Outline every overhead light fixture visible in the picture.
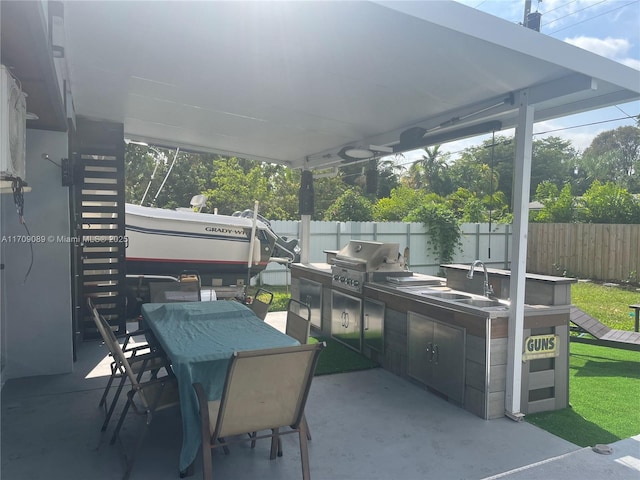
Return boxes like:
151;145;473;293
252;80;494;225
394;120;502;152
369;144;394;154
338;146;375;163
337;144;394;163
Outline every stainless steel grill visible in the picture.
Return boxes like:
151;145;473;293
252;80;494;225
331;240;409;294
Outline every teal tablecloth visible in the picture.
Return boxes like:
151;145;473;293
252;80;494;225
141;301;299;472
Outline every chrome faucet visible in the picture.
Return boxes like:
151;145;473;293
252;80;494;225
467;260;494;298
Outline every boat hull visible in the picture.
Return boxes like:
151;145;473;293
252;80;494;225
125;204;274;284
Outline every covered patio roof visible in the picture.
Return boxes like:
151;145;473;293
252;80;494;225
55;0;639;169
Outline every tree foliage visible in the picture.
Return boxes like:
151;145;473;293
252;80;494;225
401;146;452;196
577;181;640;224
124;122;638;225
577;126;640;193
125;146;218;209
532;182;575;223
323;188;374;222
373;185;426;221
406;202;461;266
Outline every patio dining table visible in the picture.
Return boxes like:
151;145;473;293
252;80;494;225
141;301;299;474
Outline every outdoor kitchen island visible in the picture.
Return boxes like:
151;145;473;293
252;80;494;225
291;246;576;420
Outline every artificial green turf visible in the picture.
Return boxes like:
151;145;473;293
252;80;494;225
526;342;640;447
308;336;379;376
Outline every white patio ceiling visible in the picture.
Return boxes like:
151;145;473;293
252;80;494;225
62;1;640;169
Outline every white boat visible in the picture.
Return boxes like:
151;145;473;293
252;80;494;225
125;203;299;285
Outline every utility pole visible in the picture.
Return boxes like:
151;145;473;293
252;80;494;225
523;0;532;24
523;0;542;32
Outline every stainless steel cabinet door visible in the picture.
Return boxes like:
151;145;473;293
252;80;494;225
363;298;385;353
299;278;322;329
432;321;465;404
407;312;432;384
331;290;362;352
407;311;465;404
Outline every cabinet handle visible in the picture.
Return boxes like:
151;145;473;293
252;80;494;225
433;344;439;365
341;311;346;328
344;312;350;328
364;313;369;330
427;342;433;362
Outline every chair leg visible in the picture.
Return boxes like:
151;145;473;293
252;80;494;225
102;374;127;432
217;438;231;455
111;397;132;445
302;413;312;441
270;428;280;460
299;425;311;480
99;371;117;409
200;438;213;480
122;411;152;480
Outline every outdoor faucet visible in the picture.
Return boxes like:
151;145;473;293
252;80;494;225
467;260;494;298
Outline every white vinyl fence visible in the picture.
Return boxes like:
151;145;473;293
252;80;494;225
258;221;513;286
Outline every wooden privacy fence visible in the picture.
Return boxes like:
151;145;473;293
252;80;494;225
527;223;640;283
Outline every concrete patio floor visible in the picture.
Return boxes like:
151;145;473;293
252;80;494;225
2;312;638;480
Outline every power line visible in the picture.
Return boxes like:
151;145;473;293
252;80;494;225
386;113;638;171
532;115;637;135
542;0;609;27
540;0;580;16
547;0;638;35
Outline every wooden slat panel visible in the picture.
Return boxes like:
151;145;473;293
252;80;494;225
78;205;120;214
529;369;555;390
71;118;126;340
79;251;121;260
80;194;121;203
527;398;557;415
80;170;120;179
79;217;120;225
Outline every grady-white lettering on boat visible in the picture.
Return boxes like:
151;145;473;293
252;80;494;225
125;203;299;286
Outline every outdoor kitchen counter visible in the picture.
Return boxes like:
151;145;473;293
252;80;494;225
364;279;571;319
291;264;572;419
364;273;571;419
441;264;577;306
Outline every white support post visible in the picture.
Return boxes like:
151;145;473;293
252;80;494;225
505;89;534;422
299;169;312;264
300;214;311;264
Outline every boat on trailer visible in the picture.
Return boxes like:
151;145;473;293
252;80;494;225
125;203;299;288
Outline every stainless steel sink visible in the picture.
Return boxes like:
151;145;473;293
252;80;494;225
420;292;471;300
456;298;507;308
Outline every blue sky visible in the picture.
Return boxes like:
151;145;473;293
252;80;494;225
395;0;640;167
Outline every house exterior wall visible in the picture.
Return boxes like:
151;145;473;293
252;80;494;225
0;129;72;381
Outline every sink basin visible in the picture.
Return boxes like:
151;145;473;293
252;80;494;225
456;298;507;308
385;277;443;286
420;292;471;300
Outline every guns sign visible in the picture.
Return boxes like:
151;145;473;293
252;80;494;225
522;334;559;361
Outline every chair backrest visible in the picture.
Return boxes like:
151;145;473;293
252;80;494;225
212;343;324;439
88;297;141;389
250;288;274;320
285;298;311;345
150;280;201;303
